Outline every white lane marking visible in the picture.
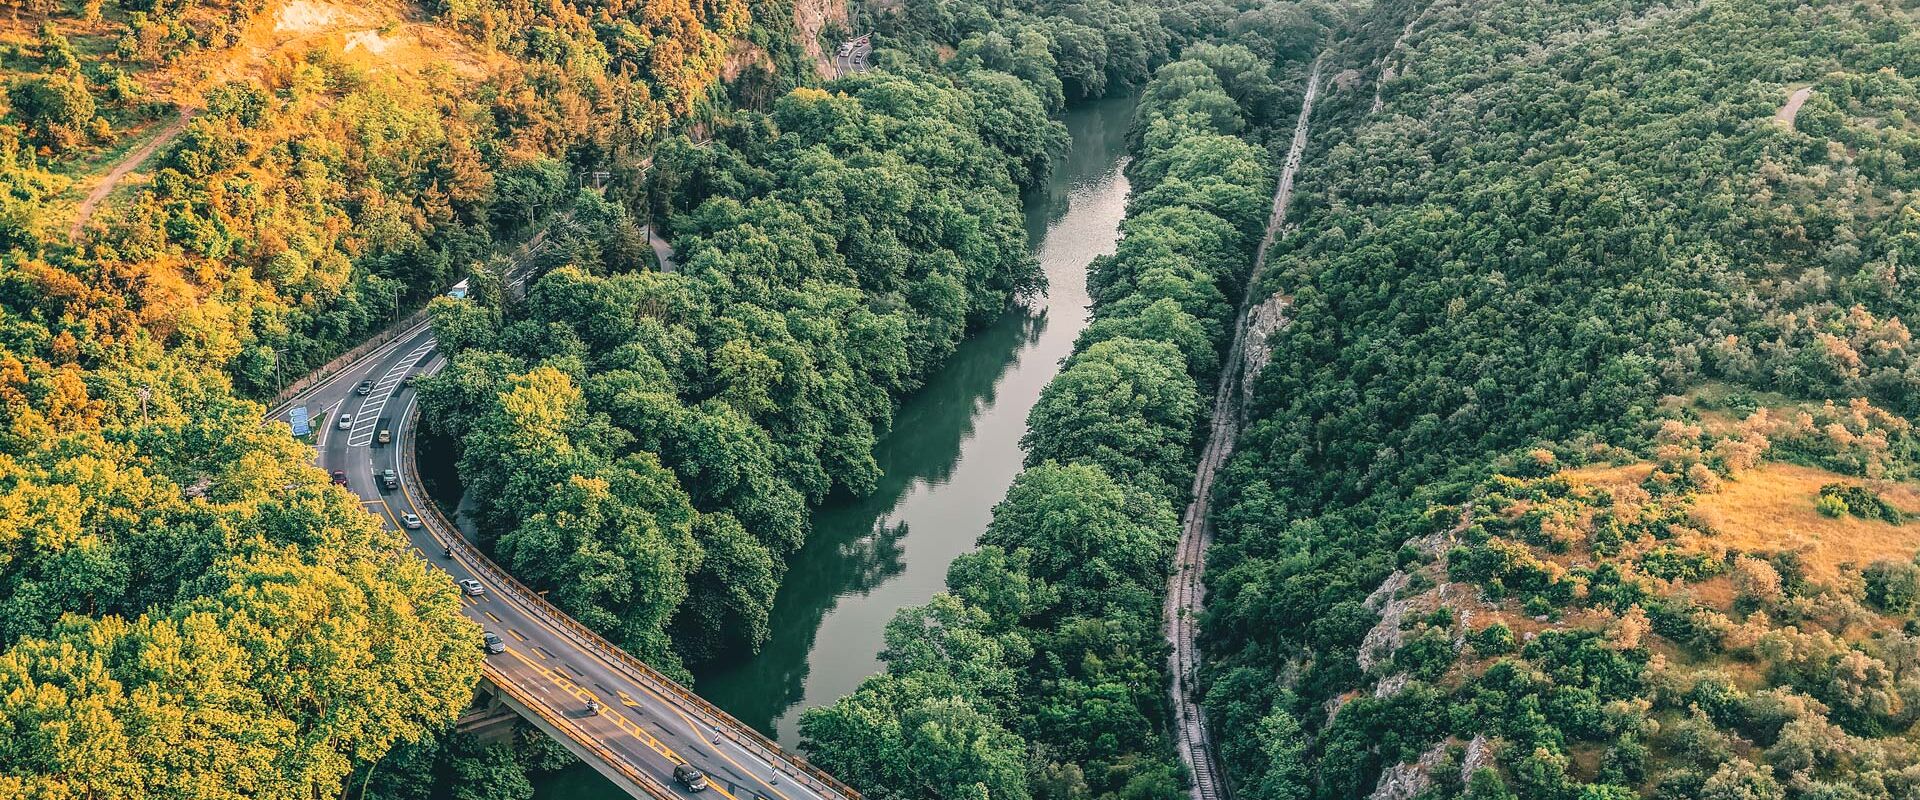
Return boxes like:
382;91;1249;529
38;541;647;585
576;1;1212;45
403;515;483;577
267;319;437;420
346;341;436;447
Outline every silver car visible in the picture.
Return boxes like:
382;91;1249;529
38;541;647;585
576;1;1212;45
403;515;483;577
459;579;485;596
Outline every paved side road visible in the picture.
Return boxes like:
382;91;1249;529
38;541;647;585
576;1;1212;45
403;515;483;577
833;35;872;78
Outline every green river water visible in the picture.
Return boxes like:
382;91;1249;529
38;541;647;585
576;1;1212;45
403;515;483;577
534;93;1137;796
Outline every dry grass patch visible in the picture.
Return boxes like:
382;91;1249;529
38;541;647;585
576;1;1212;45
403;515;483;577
1561;462;1655;491
1691;462;1920;583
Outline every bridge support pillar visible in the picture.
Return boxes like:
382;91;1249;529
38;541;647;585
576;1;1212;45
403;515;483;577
455;682;521;745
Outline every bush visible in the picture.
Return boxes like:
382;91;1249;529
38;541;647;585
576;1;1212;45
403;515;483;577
1863;560;1920;613
1818;484;1904;524
1470;623;1518;655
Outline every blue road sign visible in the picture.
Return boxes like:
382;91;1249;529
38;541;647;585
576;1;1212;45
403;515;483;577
289;406;310;436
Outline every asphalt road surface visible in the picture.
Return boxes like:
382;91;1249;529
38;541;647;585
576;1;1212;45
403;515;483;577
270;310;854;800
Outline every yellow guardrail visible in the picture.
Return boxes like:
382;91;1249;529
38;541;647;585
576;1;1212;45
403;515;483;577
398;397;862;800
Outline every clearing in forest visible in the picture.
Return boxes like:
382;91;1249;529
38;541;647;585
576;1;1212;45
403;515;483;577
1776;85;1813;126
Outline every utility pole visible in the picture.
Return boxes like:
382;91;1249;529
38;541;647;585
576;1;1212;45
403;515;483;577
136;386;150;423
272;348;288;392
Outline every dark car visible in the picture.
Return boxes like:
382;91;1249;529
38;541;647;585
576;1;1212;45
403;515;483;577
481;631;505;654
673;764;709;792
330;470;348;486
380;469;398;490
355;379;374;396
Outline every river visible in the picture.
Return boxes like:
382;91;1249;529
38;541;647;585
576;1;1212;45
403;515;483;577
533;93;1136;797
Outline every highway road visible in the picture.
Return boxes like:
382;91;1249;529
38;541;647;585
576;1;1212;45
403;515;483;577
265;263;857;800
833;34;871;78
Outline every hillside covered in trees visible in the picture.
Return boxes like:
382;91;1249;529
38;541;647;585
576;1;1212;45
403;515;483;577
0;0;778;794
1201;0;1920;797
790;2;1328;798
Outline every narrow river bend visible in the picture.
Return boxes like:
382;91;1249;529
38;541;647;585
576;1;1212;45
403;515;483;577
535;93;1136;796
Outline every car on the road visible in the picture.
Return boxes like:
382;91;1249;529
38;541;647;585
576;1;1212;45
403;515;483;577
673;764;709;792
459;579;485;596
380;469;398;490
401;512;422;529
837;41;853;56
481;631;505;654
376;428;391;446
336;414;352;430
330;470;349;486
355;379;374;395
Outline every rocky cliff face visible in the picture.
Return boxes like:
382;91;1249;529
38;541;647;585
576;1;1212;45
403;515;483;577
792;0;850;78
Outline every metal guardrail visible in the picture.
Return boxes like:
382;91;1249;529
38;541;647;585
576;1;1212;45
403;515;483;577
398;397;862;800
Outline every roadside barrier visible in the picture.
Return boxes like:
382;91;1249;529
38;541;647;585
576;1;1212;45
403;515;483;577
397;399;863;800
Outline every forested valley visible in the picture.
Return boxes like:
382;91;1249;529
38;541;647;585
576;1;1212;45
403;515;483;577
7;0;1920;796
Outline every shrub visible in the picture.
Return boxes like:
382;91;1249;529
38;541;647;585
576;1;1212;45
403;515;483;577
1470;623;1518;655
1863;560;1920;613
1817;484;1904;524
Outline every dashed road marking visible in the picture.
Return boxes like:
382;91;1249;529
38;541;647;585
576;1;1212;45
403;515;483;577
346;341;435;447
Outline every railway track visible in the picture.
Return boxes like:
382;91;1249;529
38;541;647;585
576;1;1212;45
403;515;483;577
1165;51;1327;800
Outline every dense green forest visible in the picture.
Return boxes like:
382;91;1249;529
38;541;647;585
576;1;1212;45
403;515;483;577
0;0;772;794
11;0;1920;796
791;9;1327;799
1201;0;1920;797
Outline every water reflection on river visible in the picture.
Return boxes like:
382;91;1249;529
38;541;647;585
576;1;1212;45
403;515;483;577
534;94;1135;796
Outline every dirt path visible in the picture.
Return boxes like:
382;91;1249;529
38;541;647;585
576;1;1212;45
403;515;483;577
1777;86;1812;127
68;108;194;239
1165;50;1327;800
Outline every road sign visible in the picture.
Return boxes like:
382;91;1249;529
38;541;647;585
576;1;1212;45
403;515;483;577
288;406;310;436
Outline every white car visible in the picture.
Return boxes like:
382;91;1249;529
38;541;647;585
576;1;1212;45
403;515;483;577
337;415;352;430
459;579;485;596
401;512;422;529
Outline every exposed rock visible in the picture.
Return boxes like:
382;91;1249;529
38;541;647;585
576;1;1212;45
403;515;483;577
1460;734;1495;782
1357;530;1446;673
1375;673;1409;699
1357;570;1413;674
1369;741;1448;800
182;476;213;500
791;0;851;78
1324;694;1349;727
1333;68;1365;91
1240;294;1290;405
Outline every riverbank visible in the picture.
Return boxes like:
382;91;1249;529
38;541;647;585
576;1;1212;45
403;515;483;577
531;93;1138;797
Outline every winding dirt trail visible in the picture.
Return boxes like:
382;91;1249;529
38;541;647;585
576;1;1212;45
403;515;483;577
1777;86;1812;127
68;108;194;239
1166;50;1327;800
